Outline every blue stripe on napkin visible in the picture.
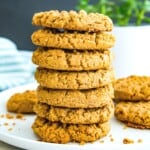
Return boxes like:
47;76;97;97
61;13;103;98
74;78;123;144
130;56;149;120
0;37;36;91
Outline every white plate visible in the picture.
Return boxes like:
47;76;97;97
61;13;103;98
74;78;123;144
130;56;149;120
0;83;149;150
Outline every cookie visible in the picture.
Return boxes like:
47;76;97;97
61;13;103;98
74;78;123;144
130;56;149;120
114;75;150;101
35;68;115;89
31;29;115;50
115;101;150;129
7;90;37;113
32;47;113;71
33;101;114;124
37;85;114;108
32;117;110;143
32;10;113;32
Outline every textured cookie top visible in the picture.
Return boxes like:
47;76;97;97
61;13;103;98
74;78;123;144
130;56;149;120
32;10;113;32
114;75;150;101
32;117;110;143
34;100;114;124
31;29;115;50
32;47;113;71
115;101;150;129
37;84;114;108
7;90;37;113
35;68;115;89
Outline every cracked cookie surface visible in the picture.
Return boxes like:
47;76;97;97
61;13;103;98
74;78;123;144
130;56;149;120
32;10;113;32
31;29;115;50
115;101;150;129
33;101;114;124
32;47;113;71
114;75;150;101
37;85;114;108
32;117;110;143
35;68;115;89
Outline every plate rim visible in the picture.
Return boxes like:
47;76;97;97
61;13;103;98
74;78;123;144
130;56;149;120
0;83;149;150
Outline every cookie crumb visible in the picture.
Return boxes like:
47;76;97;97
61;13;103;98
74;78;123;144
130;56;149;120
108;134;114;142
137;139;143;143
0;114;4;118
109;134;112;137
6;113;14;119
110;137;114;142
99;140;104;143
123;125;128;130
123;138;134;144
8;128;13;131
12;122;16;126
16;113;24;120
80;141;85;145
4;122;9;126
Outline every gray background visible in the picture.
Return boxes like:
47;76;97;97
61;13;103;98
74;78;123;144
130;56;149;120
0;0;78;50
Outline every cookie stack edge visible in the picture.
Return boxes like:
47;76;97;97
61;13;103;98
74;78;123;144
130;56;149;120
31;10;115;144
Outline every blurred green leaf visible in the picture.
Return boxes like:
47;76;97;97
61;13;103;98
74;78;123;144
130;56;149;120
144;0;150;11
76;0;150;26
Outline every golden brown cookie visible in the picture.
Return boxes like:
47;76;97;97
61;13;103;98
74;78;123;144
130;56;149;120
33;101;114;124
114;75;150;101
35;68;115;89
32;117;110;143
115;101;150;129
31;29;115;50
7;90;37;113
37;85;114;108
32;47;113;71
32;10;113;32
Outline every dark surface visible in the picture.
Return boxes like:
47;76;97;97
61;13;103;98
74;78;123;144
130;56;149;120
0;141;21;150
0;0;78;50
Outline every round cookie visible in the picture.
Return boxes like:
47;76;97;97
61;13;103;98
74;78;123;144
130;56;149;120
31;29;115;50
37;85;114;108
35;68;115;89
7;90;37;114
32;117;110;143
33;101;114;124
32;47;113;71
32;10;113;32
114;75;150;101
115;101;150;129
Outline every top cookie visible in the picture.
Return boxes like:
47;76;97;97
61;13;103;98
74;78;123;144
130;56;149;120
114;75;150;101
32;10;113;32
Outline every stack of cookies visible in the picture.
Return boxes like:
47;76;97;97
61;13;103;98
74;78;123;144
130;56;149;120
114;75;150;129
31;10;115;144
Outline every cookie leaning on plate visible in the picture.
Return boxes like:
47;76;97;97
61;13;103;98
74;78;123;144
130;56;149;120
32;10;113;32
114;75;150;101
32;47;113;71
37;85;114;108
32;117;110;144
7;90;37;113
35;68;115;89
33;101;114;124
115;101;150;129
31;29;115;50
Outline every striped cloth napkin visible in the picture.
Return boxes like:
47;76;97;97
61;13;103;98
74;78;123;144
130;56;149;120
0;37;36;91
